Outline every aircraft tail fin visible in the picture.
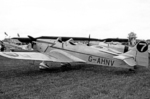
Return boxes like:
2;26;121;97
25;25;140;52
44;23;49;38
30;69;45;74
114;41;149;68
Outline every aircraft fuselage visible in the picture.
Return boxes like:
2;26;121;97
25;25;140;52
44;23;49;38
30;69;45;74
35;41;132;69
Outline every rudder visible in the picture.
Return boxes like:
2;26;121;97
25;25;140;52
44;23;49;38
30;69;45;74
125;41;149;68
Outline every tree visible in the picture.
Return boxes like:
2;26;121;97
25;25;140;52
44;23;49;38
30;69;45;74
128;32;137;46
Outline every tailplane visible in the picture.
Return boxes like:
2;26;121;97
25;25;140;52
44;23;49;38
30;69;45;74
114;41;149;68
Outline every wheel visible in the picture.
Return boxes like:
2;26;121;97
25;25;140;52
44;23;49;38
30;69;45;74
39;62;49;70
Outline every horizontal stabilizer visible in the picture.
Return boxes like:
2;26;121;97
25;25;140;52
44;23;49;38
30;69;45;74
114;55;136;66
114;41;149;67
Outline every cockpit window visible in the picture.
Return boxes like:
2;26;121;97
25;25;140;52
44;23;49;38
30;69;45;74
58;39;62;43
67;38;76;45
56;37;62;43
69;41;76;45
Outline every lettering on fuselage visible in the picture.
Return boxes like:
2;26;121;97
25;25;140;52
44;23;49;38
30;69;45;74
88;56;114;66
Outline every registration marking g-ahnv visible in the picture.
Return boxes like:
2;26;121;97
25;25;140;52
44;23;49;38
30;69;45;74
88;55;114;66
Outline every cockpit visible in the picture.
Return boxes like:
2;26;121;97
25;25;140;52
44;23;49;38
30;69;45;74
67;38;76;45
56;37;62;43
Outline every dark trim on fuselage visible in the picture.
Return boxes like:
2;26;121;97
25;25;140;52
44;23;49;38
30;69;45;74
46;44;118;60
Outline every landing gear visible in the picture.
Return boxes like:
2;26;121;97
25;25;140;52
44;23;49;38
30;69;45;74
128;66;137;72
39;61;49;70
61;63;71;71
39;62;72;71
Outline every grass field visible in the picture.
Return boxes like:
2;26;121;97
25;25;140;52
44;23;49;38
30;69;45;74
1;56;150;99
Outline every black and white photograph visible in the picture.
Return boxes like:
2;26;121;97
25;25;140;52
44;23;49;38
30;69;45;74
0;0;150;99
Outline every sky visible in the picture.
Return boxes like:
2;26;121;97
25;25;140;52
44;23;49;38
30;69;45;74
0;0;150;40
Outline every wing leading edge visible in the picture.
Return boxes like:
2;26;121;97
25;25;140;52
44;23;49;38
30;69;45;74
0;52;56;61
0;51;86;63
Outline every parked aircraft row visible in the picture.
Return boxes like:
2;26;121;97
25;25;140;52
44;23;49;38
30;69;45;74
0;40;33;52
0;36;148;72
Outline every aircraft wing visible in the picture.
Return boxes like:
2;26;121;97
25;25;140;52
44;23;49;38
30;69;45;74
0;52;56;61
0;50;86;63
49;49;86;63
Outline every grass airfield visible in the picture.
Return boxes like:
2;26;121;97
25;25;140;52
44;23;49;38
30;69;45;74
1;56;150;99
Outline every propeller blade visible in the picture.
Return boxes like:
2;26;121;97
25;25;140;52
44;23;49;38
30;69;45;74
87;34;90;46
28;35;37;41
28;35;54;44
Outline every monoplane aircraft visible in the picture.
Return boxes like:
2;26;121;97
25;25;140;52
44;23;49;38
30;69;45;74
91;41;132;54
0;40;33;52
0;36;148;71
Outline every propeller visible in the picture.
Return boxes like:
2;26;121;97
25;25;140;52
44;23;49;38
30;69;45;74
28;35;37;48
87;34;90;46
28;35;55;45
28;35;37;41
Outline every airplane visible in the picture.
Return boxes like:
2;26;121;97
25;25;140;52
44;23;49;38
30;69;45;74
107;41;122;45
0;40;33;52
2;32;33;52
0;36;148;71
91;41;133;54
26;35;130;54
12;34;102;47
33;35;132;54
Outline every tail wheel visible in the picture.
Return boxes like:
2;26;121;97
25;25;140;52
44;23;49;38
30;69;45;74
128;66;137;72
133;65;138;69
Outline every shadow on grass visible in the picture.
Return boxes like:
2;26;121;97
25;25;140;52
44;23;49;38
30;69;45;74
113;66;150;76
0;64;85;79
113;69;137;76
78;64;142;77
1;60;149;79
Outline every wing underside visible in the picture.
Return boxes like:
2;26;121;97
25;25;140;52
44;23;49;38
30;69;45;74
0;52;55;61
0;51;86;63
